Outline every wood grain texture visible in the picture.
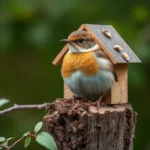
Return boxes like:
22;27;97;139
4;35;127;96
85;24;141;64
105;64;128;104
44;99;137;150
63;64;128;104
53;24;136;104
52;25;86;65
52;24;141;65
111;64;128;104
64;83;73;98
52;44;69;65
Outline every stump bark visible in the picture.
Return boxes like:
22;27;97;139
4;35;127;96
43;98;137;150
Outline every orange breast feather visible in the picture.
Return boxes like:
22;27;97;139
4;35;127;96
62;52;99;78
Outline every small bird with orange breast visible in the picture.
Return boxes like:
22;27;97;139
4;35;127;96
61;30;117;106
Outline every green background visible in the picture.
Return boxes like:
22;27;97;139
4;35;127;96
0;0;149;149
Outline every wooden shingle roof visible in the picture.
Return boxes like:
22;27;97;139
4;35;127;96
53;24;141;65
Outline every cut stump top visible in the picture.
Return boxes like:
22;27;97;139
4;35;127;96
44;98;137;150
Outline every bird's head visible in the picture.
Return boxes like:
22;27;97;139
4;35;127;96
60;30;100;53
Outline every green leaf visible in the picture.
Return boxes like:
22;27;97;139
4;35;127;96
0;99;9;107
0;143;6;149
23;131;30;137
6;137;15;141
34;122;43;133
36;132;57;150
24;137;31;148
0;137;5;143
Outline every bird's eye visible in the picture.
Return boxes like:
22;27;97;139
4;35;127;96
78;38;84;43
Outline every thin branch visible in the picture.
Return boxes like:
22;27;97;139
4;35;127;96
0;145;7;150
9;136;25;149
0;103;48;117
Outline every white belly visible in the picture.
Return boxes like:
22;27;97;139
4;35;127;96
63;70;115;101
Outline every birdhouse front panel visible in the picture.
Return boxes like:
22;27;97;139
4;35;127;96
106;64;128;104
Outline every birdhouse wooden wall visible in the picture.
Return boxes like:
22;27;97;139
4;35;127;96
63;64;128;104
105;64;128;104
53;24;141;105
64;83;73;99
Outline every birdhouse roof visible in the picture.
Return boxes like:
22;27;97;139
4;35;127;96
52;24;141;65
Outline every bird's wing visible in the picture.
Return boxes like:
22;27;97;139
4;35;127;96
95;50;118;81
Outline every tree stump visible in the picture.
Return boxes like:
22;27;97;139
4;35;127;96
43;98;137;150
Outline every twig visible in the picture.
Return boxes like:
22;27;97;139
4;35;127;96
0;136;26;150
9;136;25;149
0;145;7;150
0;103;48;117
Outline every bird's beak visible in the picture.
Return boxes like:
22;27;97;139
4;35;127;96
60;39;71;43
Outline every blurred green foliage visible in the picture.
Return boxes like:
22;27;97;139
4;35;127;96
0;0;149;149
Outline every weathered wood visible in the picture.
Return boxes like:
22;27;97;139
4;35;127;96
52;44;69;65
63;64;128;104
64;83;73;98
111;64;128;104
52;24;141;105
52;24;141;65
85;24;141;64
52;25;85;65
44;99;137;150
105;64;128;104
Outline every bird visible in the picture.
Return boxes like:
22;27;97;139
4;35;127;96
60;30;117;106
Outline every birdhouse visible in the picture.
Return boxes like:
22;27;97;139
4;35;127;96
52;24;141;104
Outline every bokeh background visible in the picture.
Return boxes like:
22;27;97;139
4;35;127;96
0;0;149;149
